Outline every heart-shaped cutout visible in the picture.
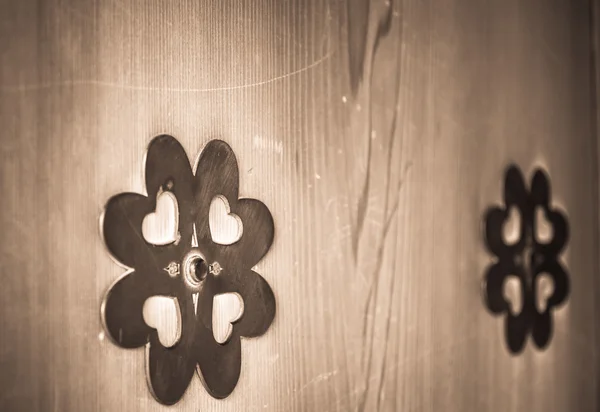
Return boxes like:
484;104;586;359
143;296;181;348
212;293;244;344
502;206;521;245
535;273;554;313
142;191;179;245
503;275;523;316
209;195;243;245
535;207;553;243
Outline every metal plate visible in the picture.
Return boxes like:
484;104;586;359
483;165;570;354
101;135;276;405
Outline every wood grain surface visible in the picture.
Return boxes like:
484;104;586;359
0;0;598;411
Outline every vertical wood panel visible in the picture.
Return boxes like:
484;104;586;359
590;0;600;405
0;1;597;411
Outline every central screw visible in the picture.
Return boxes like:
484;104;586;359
183;250;208;289
192;257;208;282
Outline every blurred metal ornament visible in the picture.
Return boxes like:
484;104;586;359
482;164;569;354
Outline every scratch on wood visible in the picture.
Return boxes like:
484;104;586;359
295;370;339;394
0;51;334;94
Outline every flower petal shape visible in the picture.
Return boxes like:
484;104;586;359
103;193;154;268
198;269;276;339
530;169;569;255
146;332;197;405
145;135;194;219
530;169;550;205
485;207;519;261
530;309;552;350
503;165;528;210
193;140;274;270
196;333;242;399
214;199;275;271
536;259;569;310
145;135;196;250
103;270;171;348
193;140;240;258
537;210;568;255
505;308;530;354
145;288;199;404
483;262;513;314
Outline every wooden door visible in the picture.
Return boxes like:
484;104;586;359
1;0;598;411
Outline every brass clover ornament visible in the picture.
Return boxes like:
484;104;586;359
483;165;569;354
101;136;276;405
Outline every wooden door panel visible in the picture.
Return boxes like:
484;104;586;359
0;1;597;411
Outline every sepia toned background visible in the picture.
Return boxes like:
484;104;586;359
1;0;599;411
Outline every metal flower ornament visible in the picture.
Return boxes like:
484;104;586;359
100;136;276;405
483;165;569;354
